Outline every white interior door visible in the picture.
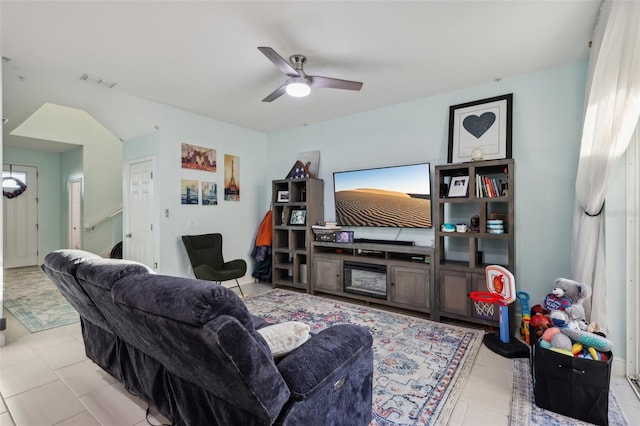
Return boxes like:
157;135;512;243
125;158;155;269
3;164;39;268
68;178;82;249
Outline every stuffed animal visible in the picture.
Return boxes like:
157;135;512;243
539;327;573;356
548;309;572;328
543;286;572;312
561;327;613;352
547;278;591;330
545;279;614;352
529;312;552;342
530;304;548;316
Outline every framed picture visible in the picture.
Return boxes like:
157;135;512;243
289;209;307;225
447;176;470;198
181;143;216;172
335;231;354;243
277;190;289;202
448;93;513;163
201;181;217;205
181;179;199;205
224;154;240;201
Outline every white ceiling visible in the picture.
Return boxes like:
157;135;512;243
2;1;601;151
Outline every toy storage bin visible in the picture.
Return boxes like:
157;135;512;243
531;341;613;425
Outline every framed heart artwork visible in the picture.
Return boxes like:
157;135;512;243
447;93;513;163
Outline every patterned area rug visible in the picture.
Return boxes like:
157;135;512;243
510;358;629;425
243;289;484;425
3;266;79;333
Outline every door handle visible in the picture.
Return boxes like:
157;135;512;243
125;233;133;238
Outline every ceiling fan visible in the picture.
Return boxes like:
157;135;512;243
258;46;363;102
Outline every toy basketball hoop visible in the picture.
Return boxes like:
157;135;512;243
470;291;503;319
475;265;529;359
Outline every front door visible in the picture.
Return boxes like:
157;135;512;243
3;164;39;267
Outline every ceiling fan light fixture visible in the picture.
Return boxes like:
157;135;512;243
258;47;362;102
285;77;311;97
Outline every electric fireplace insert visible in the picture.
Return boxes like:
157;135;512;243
343;261;387;299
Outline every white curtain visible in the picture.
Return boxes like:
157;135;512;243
571;0;640;325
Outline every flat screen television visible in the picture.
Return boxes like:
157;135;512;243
333;163;432;228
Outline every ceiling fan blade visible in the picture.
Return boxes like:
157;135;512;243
262;84;288;102
309;76;363;91
258;47;299;77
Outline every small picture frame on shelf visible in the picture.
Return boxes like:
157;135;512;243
277;190;289;202
335;231;354;243
289;209;307;225
447;176;470;197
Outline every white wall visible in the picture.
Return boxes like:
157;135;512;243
121;99;268;277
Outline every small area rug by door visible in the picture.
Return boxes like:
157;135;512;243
3;266;79;333
510;358;629;425
243;288;483;426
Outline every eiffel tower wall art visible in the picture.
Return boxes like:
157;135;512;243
224;154;240;201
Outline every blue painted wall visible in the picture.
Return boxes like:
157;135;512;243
120;100;269;277
267;60;593;339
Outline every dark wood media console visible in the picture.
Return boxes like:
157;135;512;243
310;241;434;314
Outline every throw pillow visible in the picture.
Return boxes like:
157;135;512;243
257;321;311;358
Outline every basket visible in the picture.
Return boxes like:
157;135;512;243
470;291;502;319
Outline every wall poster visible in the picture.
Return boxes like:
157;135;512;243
201;181;217;205
181;143;216;172
181;179;199;205
224;154;240;201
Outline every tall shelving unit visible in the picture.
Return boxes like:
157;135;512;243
433;159;515;330
271;178;324;291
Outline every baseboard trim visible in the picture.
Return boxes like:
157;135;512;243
613;357;626;377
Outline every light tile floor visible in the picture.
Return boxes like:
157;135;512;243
1;281;639;426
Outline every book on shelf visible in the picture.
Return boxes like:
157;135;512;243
475;174;506;198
